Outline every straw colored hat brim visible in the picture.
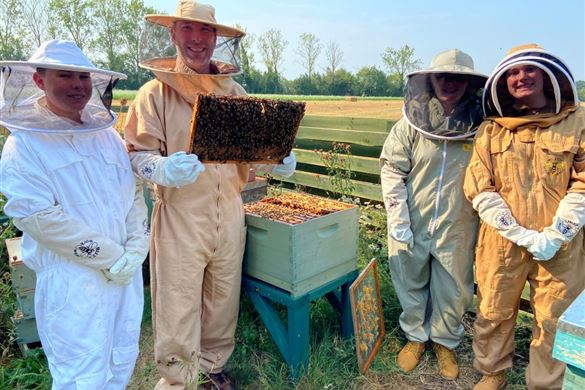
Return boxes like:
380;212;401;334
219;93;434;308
146;14;244;38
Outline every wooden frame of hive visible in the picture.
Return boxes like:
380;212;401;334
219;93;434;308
188;94;306;163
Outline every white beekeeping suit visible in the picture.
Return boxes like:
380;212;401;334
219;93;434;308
0;40;149;389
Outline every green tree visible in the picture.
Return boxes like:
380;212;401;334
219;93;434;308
296;32;321;80
119;0;158;89
324;40;343;76
381;44;422;94
323;68;354;96
0;0;26;60
91;0;128;71
48;0;93;50
354;66;389;96
257;28;287;75
21;0;53;49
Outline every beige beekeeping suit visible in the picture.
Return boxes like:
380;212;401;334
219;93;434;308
125;53;249;388
464;44;585;390
380;49;487;350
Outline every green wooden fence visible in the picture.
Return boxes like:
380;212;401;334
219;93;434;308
281;115;395;202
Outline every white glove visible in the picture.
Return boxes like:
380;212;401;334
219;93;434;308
472;192;539;247
271;151;296;178
527;233;561;261
131;151;204;188
390;225;414;249
163;152;204;187
527;192;585;261
102;251;147;285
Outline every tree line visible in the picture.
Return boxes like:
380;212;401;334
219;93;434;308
2;0;584;98
0;0;424;95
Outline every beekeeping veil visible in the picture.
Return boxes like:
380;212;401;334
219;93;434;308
403;49;487;140
483;44;578;118
140;0;244;77
0;39;126;133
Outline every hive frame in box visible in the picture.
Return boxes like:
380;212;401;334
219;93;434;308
187;94;305;163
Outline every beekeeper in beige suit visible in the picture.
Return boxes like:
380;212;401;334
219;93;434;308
380;49;487;380
464;44;585;390
124;1;295;389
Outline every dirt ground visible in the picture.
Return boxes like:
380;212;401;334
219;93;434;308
303;100;404;120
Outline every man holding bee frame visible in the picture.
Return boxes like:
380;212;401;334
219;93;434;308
124;1;296;389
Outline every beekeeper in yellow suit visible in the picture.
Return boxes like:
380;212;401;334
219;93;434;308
464;44;585;390
124;1;295;389
380;49;487;380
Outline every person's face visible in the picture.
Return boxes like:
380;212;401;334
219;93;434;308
506;65;545;104
171;21;217;74
430;73;469;108
32;69;92;123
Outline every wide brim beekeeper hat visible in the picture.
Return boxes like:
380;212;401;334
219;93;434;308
140;0;245;75
403;49;488;140
0;39;127;133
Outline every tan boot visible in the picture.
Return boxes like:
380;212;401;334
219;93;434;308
473;372;507;390
432;343;459;380
396;341;426;372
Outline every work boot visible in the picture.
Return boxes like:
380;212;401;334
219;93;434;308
432;343;458;379
396;340;426;372
473;372;507;390
201;371;237;390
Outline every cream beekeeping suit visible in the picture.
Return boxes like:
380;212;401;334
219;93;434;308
0;39;149;389
124;2;295;388
464;44;585;390
380;49;487;352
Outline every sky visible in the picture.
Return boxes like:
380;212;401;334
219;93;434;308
143;0;585;81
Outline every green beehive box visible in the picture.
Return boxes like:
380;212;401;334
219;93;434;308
553;291;585;370
243;201;359;297
6;237;37;293
12;313;39;344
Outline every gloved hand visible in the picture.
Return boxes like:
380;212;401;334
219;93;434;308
526;232;562;261
102;251;147;285
272;151;296;178
473;191;540;246
163;151;205;187
390;226;414;249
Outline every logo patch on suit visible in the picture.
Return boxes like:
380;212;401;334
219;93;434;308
74;240;101;258
545;159;565;176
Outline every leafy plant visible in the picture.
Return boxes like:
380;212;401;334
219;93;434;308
318;142;355;199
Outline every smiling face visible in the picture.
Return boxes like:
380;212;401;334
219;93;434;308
430;73;469;114
32;68;92;123
171;20;217;74
505;64;546;108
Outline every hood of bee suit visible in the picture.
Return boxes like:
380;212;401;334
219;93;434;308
139;0;244;78
483;43;579;118
403;48;488;141
0;39;126;133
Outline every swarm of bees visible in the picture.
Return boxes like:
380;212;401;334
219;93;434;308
188;94;306;163
244;193;354;224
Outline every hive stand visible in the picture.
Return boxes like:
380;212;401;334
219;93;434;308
242;269;358;380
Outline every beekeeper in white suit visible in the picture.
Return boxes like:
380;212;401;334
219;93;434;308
0;39;149;389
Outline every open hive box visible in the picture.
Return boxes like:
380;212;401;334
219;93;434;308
243;193;359;297
188;95;305;163
5;237;40;353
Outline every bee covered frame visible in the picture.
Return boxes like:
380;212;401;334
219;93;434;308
188;94;305;163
